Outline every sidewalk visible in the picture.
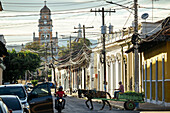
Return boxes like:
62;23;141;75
67;93;170;111
109;100;170;111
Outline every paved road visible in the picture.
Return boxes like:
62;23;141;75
54;96;140;113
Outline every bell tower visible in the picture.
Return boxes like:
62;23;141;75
38;1;53;45
33;1;58;46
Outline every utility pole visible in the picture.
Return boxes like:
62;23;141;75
74;25;94;44
45;43;48;82
106;0;139;92
74;24;93;89
50;41;57;94
69;36;72;95
134;0;139;92
91;7;115;92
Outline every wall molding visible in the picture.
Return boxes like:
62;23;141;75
143;79;170;82
146;99;170;106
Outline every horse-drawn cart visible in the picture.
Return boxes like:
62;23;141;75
93;92;145;110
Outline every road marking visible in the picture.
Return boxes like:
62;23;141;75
140;111;170;113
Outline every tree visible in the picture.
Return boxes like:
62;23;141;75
3;49;41;83
24;41;52;59
58;38;92;57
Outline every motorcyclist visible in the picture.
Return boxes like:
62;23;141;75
56;86;66;109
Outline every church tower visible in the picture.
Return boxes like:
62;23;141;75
33;1;58;46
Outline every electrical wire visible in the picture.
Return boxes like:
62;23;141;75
139;17;170;42
2;0;105;5
122;12;132;29
3;3;111;12
139;6;170;10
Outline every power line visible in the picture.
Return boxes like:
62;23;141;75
3;3;111;13
2;0;104;5
139;6;170;10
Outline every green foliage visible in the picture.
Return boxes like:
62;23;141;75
25;41;41;51
3;49;41;83
48;75;52;77
31;80;38;87
24;41;51;59
124;91;144;96
58;38;92;57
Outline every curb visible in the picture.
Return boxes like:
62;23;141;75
66;94;170;111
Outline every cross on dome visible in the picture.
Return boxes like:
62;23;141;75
44;1;46;6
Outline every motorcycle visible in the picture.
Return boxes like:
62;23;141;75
55;96;66;113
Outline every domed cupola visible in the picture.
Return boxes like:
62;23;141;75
40;1;51;15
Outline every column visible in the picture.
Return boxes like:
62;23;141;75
112;61;116;95
127;53;130;91
162;55;165;104
155;57;158;102
145;61;147;102
106;62;109;92
150;60;152;102
100;64;104;91
115;59;119;88
110;61;114;96
82;67;84;89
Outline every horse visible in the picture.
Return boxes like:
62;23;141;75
78;89;112;110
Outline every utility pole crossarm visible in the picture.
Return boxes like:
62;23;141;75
90;9;116;13
74;25;94;44
74;26;94;29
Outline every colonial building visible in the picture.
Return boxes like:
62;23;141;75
93;26;136;96
33;1;58;47
139;16;170;106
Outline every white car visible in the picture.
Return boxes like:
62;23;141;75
0;95;23;113
0;98;10;113
0;84;30;113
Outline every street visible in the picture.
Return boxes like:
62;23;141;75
54;96;140;113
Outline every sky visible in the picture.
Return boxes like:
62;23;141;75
0;0;169;45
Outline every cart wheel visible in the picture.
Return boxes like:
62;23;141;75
124;101;135;110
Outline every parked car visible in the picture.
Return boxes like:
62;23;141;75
26;83;33;89
28;82;53;113
0;95;23;113
0;98;11;113
0;84;30;113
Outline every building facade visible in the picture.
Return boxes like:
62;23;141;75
93;27;139;96
139;17;170;106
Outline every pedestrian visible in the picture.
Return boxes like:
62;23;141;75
113;81;124;99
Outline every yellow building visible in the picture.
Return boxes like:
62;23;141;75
138;17;170;106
